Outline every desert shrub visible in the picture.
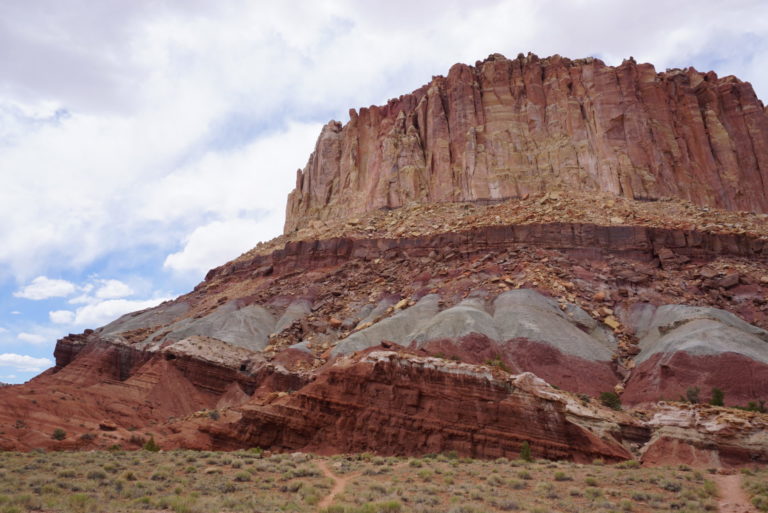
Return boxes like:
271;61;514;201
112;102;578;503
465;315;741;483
319;507;346;513
753;495;768;511
494;500;520;511
585;476;599;486
487;474;504;486
443;450;459;460
684;386;700;404
86;470;106;480
701;480;717;498
417;469;433;481
616;459;640;469
143;437;160;452
51;428;66;441
536;482;558;499
709;388;725;406
233;471;251;482
741;401;768;413
585;487;602;499
553;471;572;481
661;480;682;492
485;355;509;372
517;470;531;480
519;441;532;462
599;392;622;410
67;493;94;513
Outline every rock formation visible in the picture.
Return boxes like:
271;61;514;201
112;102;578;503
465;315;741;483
2;54;768;467
285;53;768;232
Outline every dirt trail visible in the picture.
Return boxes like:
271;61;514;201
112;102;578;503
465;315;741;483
716;474;757;513
316;460;358;510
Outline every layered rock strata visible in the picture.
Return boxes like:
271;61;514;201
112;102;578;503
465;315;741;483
286;53;768;232
206;351;643;462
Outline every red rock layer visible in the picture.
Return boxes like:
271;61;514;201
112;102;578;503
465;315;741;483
414;335;619;397
285;53;768;232
623;352;768;406
0;339;308;451
205;352;641;462
209;222;767;283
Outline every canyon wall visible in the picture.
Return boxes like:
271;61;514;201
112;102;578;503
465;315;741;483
285;53;768;232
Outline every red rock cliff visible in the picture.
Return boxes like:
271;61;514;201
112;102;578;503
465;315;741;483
285;53;768;232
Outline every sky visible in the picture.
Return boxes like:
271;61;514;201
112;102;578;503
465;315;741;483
1;0;767;384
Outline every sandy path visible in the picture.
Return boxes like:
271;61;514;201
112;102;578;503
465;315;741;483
716;474;757;513
316;460;358;510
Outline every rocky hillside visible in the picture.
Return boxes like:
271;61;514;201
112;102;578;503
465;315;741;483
285;53;768;232
1;54;768;467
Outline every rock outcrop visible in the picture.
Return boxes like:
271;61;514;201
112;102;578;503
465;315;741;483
622;304;768;405
2;53;768;467
285;53;768;232
206;350;644;462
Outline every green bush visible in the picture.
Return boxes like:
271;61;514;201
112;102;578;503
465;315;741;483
51;428;66;441
143;437;160;452
753;495;768;512
519;441;532;462
234;472;251;482
709;388;724;406
485;355;509;372
685;387;701;404
599;392;622;411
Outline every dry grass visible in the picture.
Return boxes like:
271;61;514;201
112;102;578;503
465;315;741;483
0;449;329;513
743;467;768;511
320;455;718;513
0;450;722;513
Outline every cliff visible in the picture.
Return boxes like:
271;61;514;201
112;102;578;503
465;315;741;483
2;53;768;467
285;53;768;232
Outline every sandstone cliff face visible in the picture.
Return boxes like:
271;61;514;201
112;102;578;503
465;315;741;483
285;53;768;232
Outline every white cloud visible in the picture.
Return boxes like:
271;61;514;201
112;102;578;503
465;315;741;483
0;1;765;286
13;276;76;300
49;310;75;324
164;217;280;275
0;353;53;372
0;1;766;355
94;279;134;299
0;327;7;333
17;332;48;344
69;297;171;327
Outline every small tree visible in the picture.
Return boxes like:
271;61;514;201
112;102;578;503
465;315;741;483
709;388;724;406
685;387;701;404
599;391;622;411
143;437;160;452
520;441;532;462
51;428;66;441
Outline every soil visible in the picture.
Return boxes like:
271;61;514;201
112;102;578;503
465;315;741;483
716;474;758;513
316;459;359;509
